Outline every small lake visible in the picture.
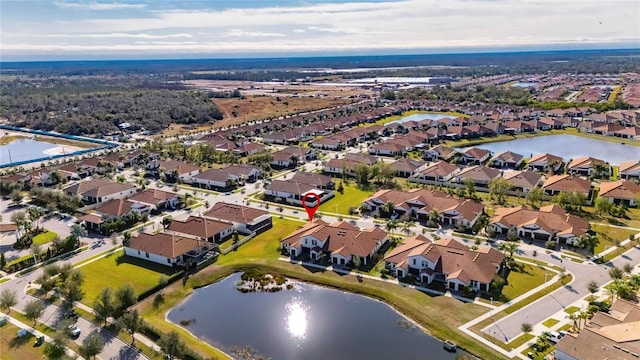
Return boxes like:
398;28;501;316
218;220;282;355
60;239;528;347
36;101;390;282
386;112;457;125
510;82;537;88
459;134;640;165
168;273;470;360
0;138;60;166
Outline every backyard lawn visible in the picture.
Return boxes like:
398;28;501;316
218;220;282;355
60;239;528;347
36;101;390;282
79;250;177;306
318;183;373;215
217;217;304;265
32;231;57;246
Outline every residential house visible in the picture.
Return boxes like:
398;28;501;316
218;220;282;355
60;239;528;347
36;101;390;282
619;160;640;179
147;159;201;183
361;188;485;227
289;172;334;189
270;147;316;168
490;204;589;244
542;175;593;200
191;169;237;190
64;178;137;204
127;189;179;212
166;216;234;243
599;180;640;207
454;166;502;188
203;202;272;233
384;236;504;292
280;219;388;266
423;145;456;161
323;153;378;176
555;298;640;360
409;161;460;183
502;170;542;194
613;126;640;140
567;157;610;177
82;198;151;231
389;158;427;178
528;153;564;172
491;151;524;169
460;147;491;165
264;178;334;207
124;232;215;267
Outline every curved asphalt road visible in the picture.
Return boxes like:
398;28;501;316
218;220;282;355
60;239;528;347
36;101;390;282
482;245;640;342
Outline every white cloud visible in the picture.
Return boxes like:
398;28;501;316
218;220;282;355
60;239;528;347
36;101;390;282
225;29;287;38
53;1;146;10
2;0;639;58
45;33;192;39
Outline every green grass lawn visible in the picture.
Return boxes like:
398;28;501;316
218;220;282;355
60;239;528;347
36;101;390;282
217;217;304;265
542;318;559;328
485;263;547;304
564;306;580;314
592;224;638;254
79;250;177;306
318;183;373;215
0;321;76;360
507;333;535;350
32;231;58;246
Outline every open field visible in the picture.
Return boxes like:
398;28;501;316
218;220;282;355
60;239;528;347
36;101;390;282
318;183;373;215
161;90;358;136
592;224;638;254
79;250;177;306
0;322;48;360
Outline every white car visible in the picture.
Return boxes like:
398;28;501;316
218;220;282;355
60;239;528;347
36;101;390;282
67;325;81;338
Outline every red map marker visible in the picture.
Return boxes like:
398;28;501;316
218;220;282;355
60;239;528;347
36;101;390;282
301;193;321;222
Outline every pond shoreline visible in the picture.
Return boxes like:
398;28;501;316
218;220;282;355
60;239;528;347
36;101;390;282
158;266;484;360
167;271;470;360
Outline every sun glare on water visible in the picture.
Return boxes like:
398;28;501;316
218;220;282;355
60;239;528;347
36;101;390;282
285;300;308;340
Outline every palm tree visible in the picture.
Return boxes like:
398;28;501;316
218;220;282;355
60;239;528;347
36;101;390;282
401;220;415;236
498;241;520;258
381;201;395;217
70;224;87;242
27;207;43;231
566;313;580;331
385;219;399;236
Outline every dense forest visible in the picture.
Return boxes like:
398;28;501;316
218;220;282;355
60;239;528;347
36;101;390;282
0;78;223;135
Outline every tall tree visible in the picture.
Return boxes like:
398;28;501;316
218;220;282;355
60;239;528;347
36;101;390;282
489;177;513;204
464;178;476;199
521;323;532;336
114;284;137;318
118;309;142;344
0;289;17;313
160;330;184;360
93;288;114;326
24;299;46;326
78;331;105;360
527;186;544;207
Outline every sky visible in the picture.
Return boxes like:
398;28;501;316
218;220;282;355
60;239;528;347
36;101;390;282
1;0;639;61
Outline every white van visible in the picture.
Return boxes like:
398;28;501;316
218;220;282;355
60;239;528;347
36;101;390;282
547;331;564;343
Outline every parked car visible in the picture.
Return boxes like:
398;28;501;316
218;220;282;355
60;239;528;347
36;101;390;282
67;325;81;339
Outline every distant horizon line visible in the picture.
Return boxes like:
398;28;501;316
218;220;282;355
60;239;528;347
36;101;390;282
2;44;639;63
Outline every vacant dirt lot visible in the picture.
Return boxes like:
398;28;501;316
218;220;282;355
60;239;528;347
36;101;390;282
162;80;372;135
